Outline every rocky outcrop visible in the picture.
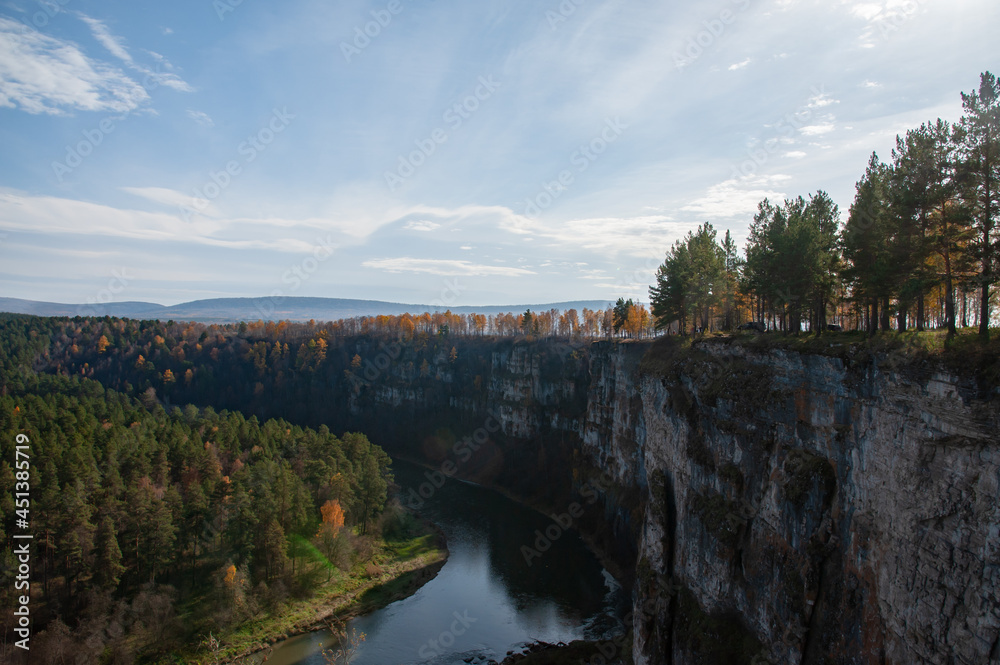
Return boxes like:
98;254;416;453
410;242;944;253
316;334;1000;664
630;340;1000;665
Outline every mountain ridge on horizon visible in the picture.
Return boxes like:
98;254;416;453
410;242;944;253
0;296;618;323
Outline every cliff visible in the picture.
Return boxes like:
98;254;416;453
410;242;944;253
630;338;1000;665
240;333;1000;664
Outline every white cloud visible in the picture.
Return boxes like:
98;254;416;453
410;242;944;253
784;150;807;159
403;220;440;232
79;14;193;93
121;186;223;216
800;123;836;136
861;79;882;88
535;215;689;258
0;18;148;114
681;176;788;219
186;109;214;127
806;88;839;109
0;190;336;253
78;14;133;65
361;258;535;277
728;58;752;71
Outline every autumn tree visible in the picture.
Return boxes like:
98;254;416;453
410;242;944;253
957;71;1000;338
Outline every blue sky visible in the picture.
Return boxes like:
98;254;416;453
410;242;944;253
0;0;997;307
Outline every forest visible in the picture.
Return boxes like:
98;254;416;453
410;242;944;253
1;68;995;665
651;72;999;337
0;316;406;663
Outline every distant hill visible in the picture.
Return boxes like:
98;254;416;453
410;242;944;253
0;296;615;323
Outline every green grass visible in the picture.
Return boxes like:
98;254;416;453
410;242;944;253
640;328;1000;391
157;522;447;665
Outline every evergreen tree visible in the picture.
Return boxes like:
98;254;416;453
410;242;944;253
890;124;942;330
841;153;896;334
957;72;1000;338
649;223;726;333
357;453;388;535
94;515;125;591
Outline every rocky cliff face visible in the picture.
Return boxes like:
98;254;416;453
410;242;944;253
330;334;1000;665
629;340;1000;665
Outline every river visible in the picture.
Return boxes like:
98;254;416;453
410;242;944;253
266;460;628;664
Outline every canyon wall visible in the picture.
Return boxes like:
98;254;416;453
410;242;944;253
322;334;1000;664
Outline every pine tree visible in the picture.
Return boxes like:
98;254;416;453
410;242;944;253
922;120;972;336
957;72;1000;338
842;153;896;335
94;515;125;591
357;454;387;535
890;124;942;330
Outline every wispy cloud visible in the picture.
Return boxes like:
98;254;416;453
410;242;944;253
681;176;789;219
403;220;440;232
532;215;689;258
78;14;193;93
0;18;148;114
362;258;536;277
186;109;214;127
800;123;835;136
728;58;752;71
78;14;133;64
0;190;330;253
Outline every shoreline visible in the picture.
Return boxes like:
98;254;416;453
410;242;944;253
209;517;448;664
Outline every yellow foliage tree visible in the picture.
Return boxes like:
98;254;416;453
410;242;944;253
223;563;237;587
317;499;347;579
319;499;345;535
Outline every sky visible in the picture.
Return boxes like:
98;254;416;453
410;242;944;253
0;0;997;308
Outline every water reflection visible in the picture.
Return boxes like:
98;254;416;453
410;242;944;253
267;461;626;665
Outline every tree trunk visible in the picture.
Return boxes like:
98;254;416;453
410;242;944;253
981;223;993;340
944;250;957;336
916;291;925;331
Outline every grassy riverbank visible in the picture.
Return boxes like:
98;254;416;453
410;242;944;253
159;516;447;664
